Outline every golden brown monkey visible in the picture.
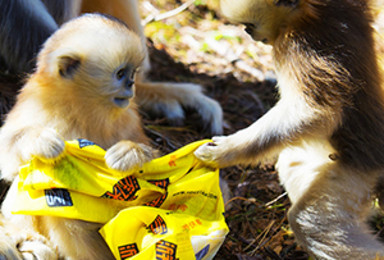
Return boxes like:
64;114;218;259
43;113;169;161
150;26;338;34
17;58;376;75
0;0;223;134
80;0;223;135
0;14;157;259
195;0;384;259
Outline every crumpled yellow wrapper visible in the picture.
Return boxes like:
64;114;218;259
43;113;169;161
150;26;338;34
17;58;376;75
11;139;228;260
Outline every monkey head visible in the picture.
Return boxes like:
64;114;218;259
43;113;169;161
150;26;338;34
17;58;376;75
36;13;145;109
220;0;302;44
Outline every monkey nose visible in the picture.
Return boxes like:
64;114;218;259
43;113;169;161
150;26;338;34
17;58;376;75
125;79;134;89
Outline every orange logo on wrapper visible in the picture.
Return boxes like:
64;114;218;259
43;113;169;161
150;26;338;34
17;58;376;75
102;176;140;201
148;178;170;189
147;215;168;235
168;155;177;167
143;193;167;208
118;243;139;259
156;240;178;260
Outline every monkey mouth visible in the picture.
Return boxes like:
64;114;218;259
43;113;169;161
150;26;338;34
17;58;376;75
113;97;130;108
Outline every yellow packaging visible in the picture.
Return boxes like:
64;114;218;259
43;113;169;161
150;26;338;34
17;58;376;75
11;139;228;259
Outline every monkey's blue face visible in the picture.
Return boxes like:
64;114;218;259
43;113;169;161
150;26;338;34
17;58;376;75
111;65;136;108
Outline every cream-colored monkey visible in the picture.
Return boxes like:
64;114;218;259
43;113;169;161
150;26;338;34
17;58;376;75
80;0;223;135
1;0;223;134
0;14;157;259
195;0;384;259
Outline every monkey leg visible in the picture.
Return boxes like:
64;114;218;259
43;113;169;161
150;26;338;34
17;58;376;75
3;216;112;260
0;214;58;260
37;217;114;260
1;181;58;259
2;180;113;260
134;80;223;135
0;214;23;260
277;142;384;260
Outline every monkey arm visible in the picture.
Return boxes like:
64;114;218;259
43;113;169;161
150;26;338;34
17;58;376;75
0;125;65;182
0;0;58;74
195;94;336;167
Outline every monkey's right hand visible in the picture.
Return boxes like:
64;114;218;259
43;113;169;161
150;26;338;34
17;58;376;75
22;128;65;162
194;135;239;168
105;141;158;174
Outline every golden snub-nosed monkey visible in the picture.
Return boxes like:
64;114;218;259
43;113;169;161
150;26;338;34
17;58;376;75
0;14;157;259
195;0;384;259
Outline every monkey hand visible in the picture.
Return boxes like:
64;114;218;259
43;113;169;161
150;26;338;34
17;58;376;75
105;141;157;173
194;135;240;168
23;128;65;162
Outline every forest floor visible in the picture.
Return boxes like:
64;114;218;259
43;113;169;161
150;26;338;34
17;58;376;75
139;0;384;259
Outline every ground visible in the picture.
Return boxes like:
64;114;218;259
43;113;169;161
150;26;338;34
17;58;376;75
139;1;384;259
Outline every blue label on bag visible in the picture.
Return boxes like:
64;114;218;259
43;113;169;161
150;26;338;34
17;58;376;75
45;188;73;207
195;245;210;260
77;139;96;148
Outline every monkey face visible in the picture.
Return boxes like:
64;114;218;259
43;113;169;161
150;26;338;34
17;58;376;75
110;65;137;108
220;0;299;44
37;14;145;109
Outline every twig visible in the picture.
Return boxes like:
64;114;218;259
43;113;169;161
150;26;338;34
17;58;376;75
143;0;196;25
265;192;287;207
225;196;257;208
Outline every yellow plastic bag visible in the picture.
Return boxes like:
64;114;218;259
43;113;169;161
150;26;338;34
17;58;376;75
11;139;228;259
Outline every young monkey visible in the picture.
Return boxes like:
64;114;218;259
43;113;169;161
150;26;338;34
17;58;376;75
0;14;157;259
195;0;384;258
0;0;223;135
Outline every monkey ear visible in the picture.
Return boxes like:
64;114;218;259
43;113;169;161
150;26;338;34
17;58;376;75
58;55;81;78
273;0;299;7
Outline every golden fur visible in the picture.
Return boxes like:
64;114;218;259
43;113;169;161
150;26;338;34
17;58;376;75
80;0;223;135
195;0;384;258
1;0;223;134
0;14;157;259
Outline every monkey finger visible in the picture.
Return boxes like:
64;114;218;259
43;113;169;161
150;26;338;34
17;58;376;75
157;100;186;127
105;141;156;173
211;136;228;144
28;128;65;161
194;143;220;166
195;95;223;135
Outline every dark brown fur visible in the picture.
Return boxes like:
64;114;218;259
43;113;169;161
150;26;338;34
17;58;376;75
196;0;384;258
275;0;384;170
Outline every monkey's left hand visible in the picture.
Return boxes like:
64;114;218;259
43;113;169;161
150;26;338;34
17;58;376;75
105;141;158;173
194;135;240;168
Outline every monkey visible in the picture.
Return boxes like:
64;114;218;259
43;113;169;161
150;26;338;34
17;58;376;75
0;0;223;134
195;0;384;258
0;13;158;259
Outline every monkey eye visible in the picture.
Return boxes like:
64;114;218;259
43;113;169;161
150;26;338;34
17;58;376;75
243;23;255;28
243;23;256;35
116;68;126;80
